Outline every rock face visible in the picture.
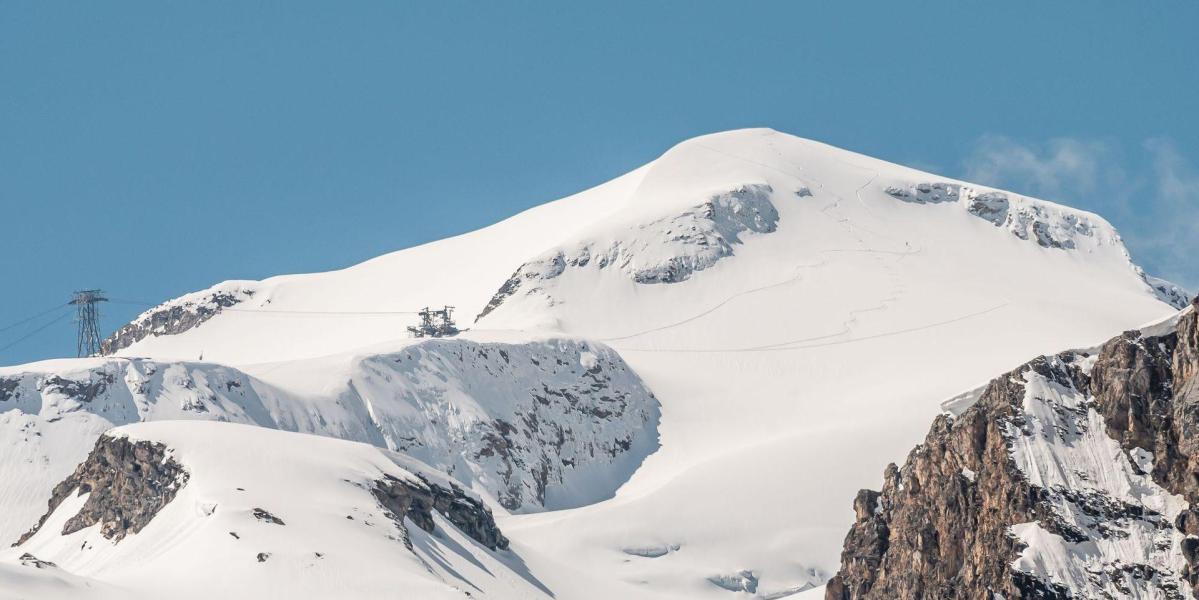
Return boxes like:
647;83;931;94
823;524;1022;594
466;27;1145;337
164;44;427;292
826;298;1199;599
372;473;508;551
16;435;187;545
351;339;659;512
100;283;255;355
476;184;779;321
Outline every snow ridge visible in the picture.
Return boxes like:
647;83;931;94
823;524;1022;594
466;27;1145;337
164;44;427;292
885;181;1106;250
101;281;257;355
477;184;778;321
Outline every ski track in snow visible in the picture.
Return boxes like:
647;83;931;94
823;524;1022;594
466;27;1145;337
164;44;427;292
606;146;962;355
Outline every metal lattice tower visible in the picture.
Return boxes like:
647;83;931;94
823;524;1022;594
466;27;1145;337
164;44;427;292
70;290;108;357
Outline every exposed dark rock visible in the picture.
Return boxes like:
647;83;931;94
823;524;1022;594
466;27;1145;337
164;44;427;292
0;377;20;402
18;553;56;569
965;191;1011;225
885;182;960;204
101;288;251;355
15;435;188;546
827;298;1199;599
39;372;115;403
256;552;270;562
372;473;508;552
252;508;285;525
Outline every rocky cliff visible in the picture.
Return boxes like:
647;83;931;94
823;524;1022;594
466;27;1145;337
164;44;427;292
827;297;1199;599
15;435;187;545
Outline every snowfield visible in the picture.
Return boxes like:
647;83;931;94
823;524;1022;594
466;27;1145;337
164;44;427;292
0;128;1188;599
4;421;652;600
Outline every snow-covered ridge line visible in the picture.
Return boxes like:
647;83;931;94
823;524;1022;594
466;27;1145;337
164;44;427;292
476;183;779;321
100;281;257;355
883;179;1191;309
885;181;1101;250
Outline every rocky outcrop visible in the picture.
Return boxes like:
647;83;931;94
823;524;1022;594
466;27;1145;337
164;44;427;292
1143;274;1193;311
885;181;1100;251
372;473;508;551
827;298;1199;599
100;284;254;355
476;184;778;321
16;435;188;546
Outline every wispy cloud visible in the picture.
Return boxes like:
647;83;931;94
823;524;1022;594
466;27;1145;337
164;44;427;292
1138;139;1199;290
960;135;1199;291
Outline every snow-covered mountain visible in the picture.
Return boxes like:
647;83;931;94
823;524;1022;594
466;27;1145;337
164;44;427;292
0;128;1189;599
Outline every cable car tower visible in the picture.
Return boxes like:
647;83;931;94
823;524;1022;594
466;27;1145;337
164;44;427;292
70;289;107;357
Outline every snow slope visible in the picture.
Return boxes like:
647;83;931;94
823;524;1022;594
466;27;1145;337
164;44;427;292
1;128;1188;598
2;421;653;600
103;167;648;364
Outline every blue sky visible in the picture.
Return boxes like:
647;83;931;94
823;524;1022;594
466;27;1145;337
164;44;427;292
2;2;1197;365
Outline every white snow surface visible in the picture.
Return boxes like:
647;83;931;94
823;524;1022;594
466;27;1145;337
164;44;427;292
1;128;1187;598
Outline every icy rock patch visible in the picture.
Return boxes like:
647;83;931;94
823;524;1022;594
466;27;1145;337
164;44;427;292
1142;273;1193;310
885;181;960;204
708;569;758;593
476;184;778;320
622;543;680;558
1004;356;1191;599
349;339;659;512
967;191;1011;226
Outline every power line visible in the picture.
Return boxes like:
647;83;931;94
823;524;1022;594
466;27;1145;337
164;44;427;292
0;311;71;354
107;299;419;316
0;303;70;333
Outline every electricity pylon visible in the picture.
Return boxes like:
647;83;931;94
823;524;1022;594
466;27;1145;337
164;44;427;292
70;290;107;357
